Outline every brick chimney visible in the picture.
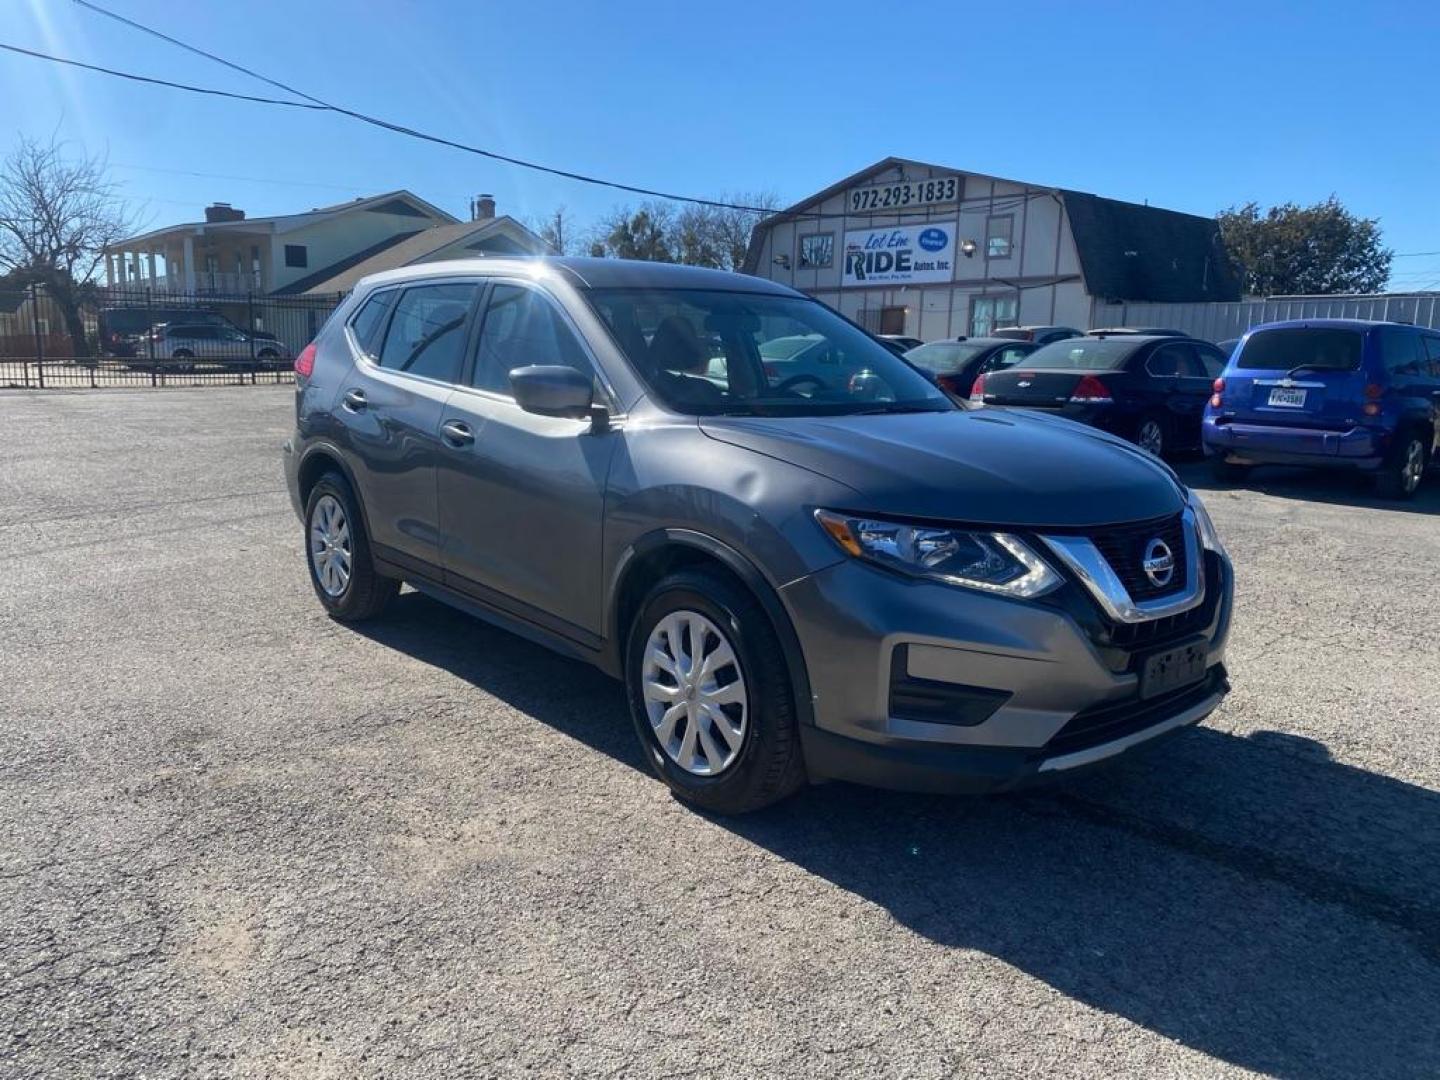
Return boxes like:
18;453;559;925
204;202;246;223
471;194;496;221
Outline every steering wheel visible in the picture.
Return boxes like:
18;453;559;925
774;373;829;396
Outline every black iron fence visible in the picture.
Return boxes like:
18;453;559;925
0;283;345;389
0;357;297;389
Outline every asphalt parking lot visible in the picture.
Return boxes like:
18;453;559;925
2;386;1437;1079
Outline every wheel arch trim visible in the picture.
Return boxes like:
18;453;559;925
608;528;816;729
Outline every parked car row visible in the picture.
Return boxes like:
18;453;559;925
936;319;1437;500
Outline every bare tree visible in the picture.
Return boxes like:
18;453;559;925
676;191;780;271
529;205;576;255
0;135;138;355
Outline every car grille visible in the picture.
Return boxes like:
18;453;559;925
1088;512;1189;601
1045;666;1228;757
1106;597;1215;651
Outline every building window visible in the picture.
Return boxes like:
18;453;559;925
971;294;1018;336
985;215;1013;260
798;233;834;268
284;244;309;269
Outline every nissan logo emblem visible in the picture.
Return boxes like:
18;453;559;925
1142;538;1175;588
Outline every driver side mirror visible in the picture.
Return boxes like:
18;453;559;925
509;364;596;420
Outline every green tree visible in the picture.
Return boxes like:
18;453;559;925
1217;197;1392;296
0;135;138;356
593;202;676;261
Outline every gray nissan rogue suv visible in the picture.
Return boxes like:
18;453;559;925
283;257;1233;814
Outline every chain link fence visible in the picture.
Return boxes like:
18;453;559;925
0;283;345;389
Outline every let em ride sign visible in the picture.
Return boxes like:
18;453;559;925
842;222;956;286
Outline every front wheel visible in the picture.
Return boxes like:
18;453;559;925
1375;431;1429;499
304;472;397;620
625;569;805;814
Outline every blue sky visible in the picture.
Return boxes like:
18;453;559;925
5;0;1439;288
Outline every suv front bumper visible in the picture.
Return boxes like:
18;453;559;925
779;550;1233;794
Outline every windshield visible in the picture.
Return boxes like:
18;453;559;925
585;288;952;417
903;342;988;375
1236;328;1362;372
1023;338;1136;371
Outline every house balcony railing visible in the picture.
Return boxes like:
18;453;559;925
106;271;264;296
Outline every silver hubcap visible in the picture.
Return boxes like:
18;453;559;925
641;610;748;776
1138;420;1164;456
309;494;352;597
1402;440;1425;493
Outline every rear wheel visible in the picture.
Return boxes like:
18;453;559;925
1135;415;1167;458
304;472;397;620
1375;431;1429;499
625;568;805;814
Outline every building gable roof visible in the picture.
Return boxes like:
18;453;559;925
110;190;458;249
1059;191;1241;303
284;217;552;295
743;157;1240;303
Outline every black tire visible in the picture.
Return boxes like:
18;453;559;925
625;568;806;814
1134;413;1168;459
1211;456;1250;485
1374;429;1430;500
303;471;397;621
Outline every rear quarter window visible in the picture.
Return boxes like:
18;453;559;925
348;290;398;357
1235;328;1362;372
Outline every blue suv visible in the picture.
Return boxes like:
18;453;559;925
1203;319;1440;498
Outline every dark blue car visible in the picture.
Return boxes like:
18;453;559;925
1203;319;1440;498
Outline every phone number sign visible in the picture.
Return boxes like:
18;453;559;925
848;175;961;213
842;222;956;286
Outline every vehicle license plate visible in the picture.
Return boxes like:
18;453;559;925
1140;639;1209;699
1268;387;1306;408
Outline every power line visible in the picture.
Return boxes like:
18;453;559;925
57;3;1053;224
0;41;329;108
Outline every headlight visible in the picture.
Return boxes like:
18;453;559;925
814;510;1061;598
1189;492;1227;555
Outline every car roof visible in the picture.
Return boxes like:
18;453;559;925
925;337;1016;347
1244;318;1412;332
356;256;804;297
1043;334;1179;349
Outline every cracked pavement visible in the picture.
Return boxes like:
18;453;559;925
1;387;1437;1078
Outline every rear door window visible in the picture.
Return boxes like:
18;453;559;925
1236;328;1362;372
1196;345;1227;379
376;283;477;383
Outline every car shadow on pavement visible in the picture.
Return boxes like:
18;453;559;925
359;592;1440;1079
1178;460;1440;514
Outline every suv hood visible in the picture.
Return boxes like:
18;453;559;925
699;409;1184;527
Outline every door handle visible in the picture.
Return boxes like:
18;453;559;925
441;419;474;446
342;388;367;412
